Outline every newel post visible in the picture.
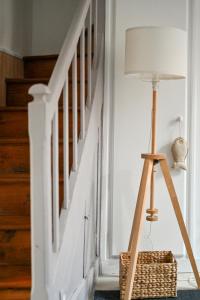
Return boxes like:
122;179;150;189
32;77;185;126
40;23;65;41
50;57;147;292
28;84;54;300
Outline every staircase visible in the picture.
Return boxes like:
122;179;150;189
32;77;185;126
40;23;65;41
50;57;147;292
0;55;64;299
0;0;105;299
0;44;91;300
0;45;90;300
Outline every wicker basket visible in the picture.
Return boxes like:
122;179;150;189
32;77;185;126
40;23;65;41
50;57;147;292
120;251;177;299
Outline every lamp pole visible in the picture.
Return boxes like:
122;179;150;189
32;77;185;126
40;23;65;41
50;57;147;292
146;81;159;222
151;80;158;154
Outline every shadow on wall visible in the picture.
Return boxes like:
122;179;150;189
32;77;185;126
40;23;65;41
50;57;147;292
31;0;82;55
158;143;183;179
1;0;32;55
112;169;137;254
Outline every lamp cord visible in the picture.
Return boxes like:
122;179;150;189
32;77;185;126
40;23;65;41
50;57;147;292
178;119;182;137
143;222;154;251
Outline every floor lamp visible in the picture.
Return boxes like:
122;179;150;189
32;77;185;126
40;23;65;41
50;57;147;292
123;26;200;300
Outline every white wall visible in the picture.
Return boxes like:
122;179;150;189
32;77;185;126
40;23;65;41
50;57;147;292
0;0;82;57
0;0;32;57
103;0;192;273
31;0;81;55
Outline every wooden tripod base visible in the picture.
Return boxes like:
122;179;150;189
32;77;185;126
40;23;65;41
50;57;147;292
124;153;200;300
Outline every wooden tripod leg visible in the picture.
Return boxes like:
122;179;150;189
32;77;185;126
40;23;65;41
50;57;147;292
124;159;153;300
128;159;153;251
160;159;200;288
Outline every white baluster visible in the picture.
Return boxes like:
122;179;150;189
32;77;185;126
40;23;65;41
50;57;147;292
28;84;53;300
63;77;69;209
80;27;86;140
72;51;78;171
87;3;92;106
52;106;60;252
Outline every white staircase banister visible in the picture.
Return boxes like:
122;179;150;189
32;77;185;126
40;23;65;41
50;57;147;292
28;0;105;298
47;0;91;120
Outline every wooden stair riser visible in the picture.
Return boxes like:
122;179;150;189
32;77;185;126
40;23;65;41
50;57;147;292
0;109;27;138
0;265;31;289
0;109;80;138
6;79;48;106
0;142;30;174
0;230;30;265
24;55;88;79
6;79;87;107
0;141;72;174
0;181;30;216
0;289;30;300
0;180;64;216
23;29;93;79
24;55;58;79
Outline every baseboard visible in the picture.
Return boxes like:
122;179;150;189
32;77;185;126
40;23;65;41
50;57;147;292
98;257;200;291
95;276;119;291
100;257;200;276
95;274;198;291
0;47;23;59
100;259;118;277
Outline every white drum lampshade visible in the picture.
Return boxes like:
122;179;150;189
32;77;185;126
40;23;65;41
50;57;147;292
125;26;187;80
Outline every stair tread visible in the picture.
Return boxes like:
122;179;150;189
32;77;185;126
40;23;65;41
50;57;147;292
0;138;30;144
23;51;90;62
6;78;49;84
0;174;30;182
0;106;78;111
0;289;30;300
0;137;72;143
23;54;58;61
0;265;31;289
0;107;28;112
0;216;30;230
6;77;83;84
0;173;64;183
